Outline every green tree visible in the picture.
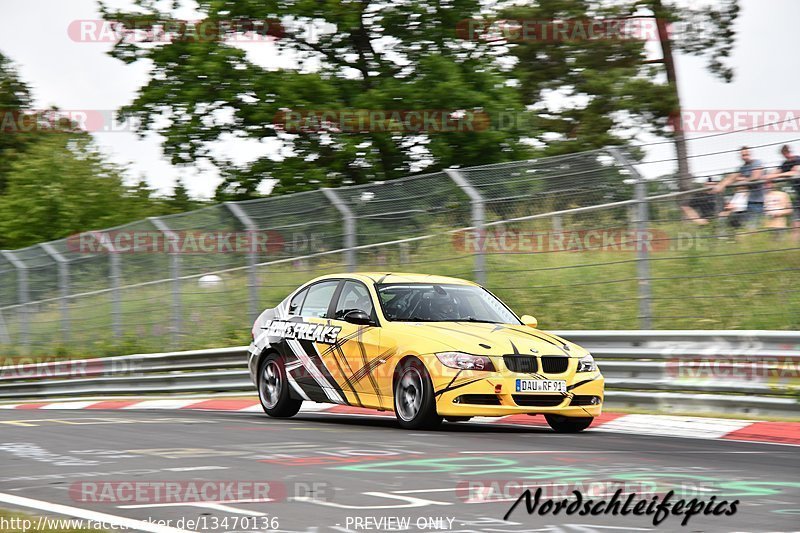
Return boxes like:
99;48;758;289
500;0;738;155
0;52;36;194
499;1;674;154
102;0;530;197
0;135;141;248
0;50;202;247
102;0;737;196
168;178;195;213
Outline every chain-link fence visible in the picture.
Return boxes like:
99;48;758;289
1;146;798;355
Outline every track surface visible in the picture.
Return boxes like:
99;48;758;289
0;408;798;532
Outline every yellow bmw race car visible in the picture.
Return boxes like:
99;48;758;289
247;273;604;431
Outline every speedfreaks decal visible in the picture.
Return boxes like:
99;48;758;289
262;319;341;344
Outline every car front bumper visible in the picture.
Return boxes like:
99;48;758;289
433;371;604;418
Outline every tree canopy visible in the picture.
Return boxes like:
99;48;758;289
101;0;738;198
0;51;204;249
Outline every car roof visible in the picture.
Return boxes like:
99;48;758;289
308;272;477;287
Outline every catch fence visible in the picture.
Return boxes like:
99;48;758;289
1;146;798;355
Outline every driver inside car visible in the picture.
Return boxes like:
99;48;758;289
427;294;461;321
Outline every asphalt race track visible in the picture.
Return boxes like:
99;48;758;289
0;408;798;533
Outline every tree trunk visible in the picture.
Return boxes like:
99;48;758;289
652;0;691;191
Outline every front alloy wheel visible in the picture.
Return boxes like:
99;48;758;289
394;359;441;430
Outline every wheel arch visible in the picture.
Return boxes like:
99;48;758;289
391;354;430;392
254;346;281;376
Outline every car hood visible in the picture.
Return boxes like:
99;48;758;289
390;322;588;357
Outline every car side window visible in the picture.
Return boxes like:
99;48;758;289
334;281;374;320
288;289;307;316
299;281;339;318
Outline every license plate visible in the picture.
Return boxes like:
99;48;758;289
515;379;567;393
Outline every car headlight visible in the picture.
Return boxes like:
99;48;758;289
435;352;495;371
577;354;597;372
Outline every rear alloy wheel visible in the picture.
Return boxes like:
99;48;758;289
394;359;442;430
545;414;594;433
258;353;302;418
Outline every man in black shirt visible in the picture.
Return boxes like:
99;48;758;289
767;145;800;239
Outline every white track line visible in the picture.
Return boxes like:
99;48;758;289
299;403;340;412
238;404;265;412
0;492;193;533
122;399;200;410
39;401;99;410
596;414;752;439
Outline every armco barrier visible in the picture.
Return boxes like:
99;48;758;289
0;332;797;418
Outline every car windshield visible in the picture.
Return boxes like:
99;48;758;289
376;283;521;324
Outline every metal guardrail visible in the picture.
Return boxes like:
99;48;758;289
0;332;797;417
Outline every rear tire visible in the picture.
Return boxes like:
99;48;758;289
545;414;593;433
258;353;302;418
394;358;442;430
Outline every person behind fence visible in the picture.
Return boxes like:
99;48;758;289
766;145;800;239
713;146;764;225
718;185;749;228
681;177;721;225
763;179;794;231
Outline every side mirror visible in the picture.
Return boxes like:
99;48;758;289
344;310;374;326
520;314;538;328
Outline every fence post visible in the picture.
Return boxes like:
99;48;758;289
91;232;122;338
225;202;260;320
321;188;356;272
149;217;181;348
445;168;486;285
607;148;652;329
0;251;29;349
40;243;70;342
552;214;563;233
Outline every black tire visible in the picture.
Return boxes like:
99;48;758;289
445;416;472;423
394;358;442;430
258;353;302;418
545;414;593;433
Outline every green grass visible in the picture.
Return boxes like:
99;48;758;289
2;217;798;359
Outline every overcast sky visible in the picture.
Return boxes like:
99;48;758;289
1;0;798;198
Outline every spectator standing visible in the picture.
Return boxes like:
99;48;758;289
763;180;793;230
714;146;765;225
766;145;800;240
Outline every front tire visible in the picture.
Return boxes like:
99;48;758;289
545;414;593;433
258;353;302;418
394;358;442;430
